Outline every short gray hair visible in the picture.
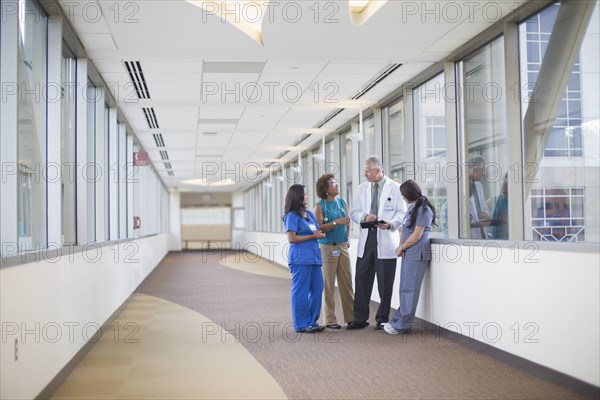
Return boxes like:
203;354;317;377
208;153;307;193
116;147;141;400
468;155;486;169
365;155;382;169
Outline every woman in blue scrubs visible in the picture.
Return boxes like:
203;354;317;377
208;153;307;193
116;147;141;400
384;180;436;335
283;184;326;333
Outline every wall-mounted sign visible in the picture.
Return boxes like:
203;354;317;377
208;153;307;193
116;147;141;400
133;152;149;166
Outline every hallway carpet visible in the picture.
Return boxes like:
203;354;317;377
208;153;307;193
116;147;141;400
51;251;587;399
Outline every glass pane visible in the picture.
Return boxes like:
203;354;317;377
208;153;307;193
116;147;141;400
343;132;353;202
325;139;336;174
458;37;508;240
413;74;447;238
520;1;599;242
387;100;405;184
17;0;47;251
361;116;375;161
86;81;97;242
62;55;77;245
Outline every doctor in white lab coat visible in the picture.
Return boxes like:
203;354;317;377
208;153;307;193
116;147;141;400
348;156;407;330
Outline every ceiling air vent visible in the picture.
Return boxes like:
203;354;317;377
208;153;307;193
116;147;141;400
310;63;401;130
164;160;174;176
159;150;169;161
143;107;159;129
292;134;311;147
316;108;345;129
153;133;165;147
124;61;151;99
350;63;402;100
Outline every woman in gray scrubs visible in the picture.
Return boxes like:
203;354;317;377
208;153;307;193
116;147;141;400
384;180;436;335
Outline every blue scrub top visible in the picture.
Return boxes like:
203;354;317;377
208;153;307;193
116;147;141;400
284;210;323;265
402;204;433;261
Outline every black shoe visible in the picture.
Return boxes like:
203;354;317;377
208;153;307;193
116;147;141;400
374;323;383;330
326;323;342;329
346;321;369;330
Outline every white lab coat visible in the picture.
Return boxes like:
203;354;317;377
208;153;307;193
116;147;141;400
350;177;407;259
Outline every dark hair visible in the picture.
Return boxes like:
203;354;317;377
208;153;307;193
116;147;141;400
400;179;437;228
316;173;335;199
284;184;306;219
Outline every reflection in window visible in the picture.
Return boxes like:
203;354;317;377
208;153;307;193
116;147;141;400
413;74;447;237
531;188;585;242
457;38;507;240
520;1;599;243
17;0;47;250
523;4;583;158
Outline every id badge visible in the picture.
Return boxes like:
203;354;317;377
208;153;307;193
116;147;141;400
309;223;317;232
332;249;341;257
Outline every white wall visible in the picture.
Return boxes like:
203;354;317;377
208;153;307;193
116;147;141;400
239;231;599;386
0;234;170;399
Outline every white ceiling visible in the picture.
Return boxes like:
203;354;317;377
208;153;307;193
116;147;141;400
59;0;530;192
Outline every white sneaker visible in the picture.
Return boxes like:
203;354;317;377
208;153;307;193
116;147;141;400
383;323;399;335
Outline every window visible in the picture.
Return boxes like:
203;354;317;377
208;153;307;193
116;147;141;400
61;50;77;245
386;99;406;184
104;105;110;239
17;0;48;251
523;4;583;158
86;81;97;242
413;74;448;238
457;38;508;240
342;131;353;202
520;1;599;243
359;116;375;168
325;138;336;174
531;188;585;242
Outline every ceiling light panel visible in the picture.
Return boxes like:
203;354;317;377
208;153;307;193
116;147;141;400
195;132;231;149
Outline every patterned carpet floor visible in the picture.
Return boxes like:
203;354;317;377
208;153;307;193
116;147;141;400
51;251;589;399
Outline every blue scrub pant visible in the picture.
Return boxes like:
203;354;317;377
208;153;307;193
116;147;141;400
389;258;428;331
289;264;323;331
